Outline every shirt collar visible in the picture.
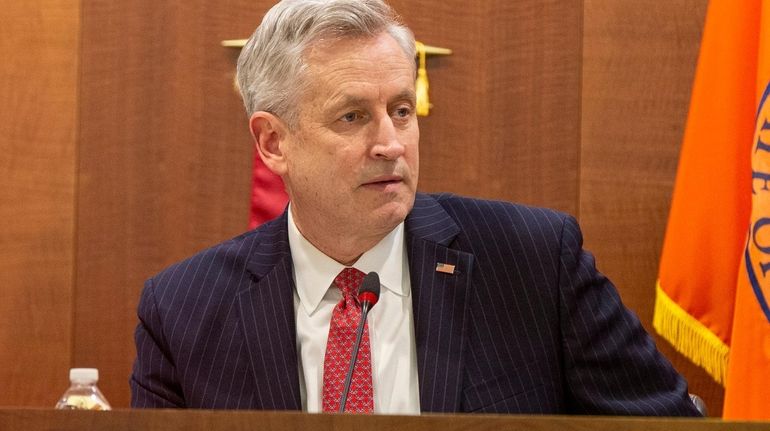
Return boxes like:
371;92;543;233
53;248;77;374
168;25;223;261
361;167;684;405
288;205;407;316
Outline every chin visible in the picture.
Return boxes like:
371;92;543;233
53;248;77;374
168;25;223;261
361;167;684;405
376;195;414;226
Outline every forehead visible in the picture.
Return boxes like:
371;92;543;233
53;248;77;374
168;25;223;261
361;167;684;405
300;32;416;101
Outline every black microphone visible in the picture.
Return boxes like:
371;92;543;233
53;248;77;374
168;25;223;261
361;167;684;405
339;271;380;413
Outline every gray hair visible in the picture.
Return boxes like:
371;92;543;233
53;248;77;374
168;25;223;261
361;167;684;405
236;0;415;129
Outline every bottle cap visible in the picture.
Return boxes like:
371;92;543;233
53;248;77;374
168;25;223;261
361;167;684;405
69;368;99;384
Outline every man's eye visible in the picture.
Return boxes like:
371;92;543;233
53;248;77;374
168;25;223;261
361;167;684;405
341;112;359;122
394;107;412;118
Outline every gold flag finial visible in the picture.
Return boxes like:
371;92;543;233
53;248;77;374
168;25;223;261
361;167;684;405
415;41;431;116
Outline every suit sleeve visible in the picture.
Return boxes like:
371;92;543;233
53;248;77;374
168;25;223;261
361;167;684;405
556;215;701;416
130;278;186;408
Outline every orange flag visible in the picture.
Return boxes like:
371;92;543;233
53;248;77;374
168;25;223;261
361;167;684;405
654;0;770;419
724;1;770;419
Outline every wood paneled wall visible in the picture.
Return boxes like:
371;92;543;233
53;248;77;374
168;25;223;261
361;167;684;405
0;0;79;406
74;0;262;407
580;0;720;415
0;0;719;414
395;0;582;215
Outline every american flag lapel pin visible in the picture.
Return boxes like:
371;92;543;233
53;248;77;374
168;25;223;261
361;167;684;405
435;262;456;275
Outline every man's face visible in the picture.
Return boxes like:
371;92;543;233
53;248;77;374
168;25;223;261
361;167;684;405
282;32;419;244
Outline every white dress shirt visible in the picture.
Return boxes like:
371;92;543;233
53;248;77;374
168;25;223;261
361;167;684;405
287;208;421;414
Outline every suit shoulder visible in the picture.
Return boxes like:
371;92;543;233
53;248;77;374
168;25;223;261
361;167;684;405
148;231;253;285
428;192;572;229
145;215;291;295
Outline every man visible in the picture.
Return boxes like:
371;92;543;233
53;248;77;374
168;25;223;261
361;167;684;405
130;0;701;416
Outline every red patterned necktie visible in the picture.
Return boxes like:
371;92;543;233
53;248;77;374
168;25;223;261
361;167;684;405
322;267;374;413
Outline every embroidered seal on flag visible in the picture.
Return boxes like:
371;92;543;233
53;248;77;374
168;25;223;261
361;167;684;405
746;80;770;323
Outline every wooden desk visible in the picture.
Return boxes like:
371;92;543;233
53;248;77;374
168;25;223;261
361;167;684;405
0;408;767;431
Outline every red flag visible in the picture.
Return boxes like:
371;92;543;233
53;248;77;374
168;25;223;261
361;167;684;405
248;150;288;229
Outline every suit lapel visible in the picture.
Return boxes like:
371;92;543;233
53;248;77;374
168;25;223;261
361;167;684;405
406;194;473;412
234;194;473;412
237;212;302;410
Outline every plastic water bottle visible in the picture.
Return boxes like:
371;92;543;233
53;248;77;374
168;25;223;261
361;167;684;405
55;368;112;410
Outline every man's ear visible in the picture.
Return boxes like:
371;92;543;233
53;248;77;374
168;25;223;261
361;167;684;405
248;111;291;176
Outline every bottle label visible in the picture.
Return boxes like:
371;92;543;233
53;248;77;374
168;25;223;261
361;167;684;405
59;395;111;410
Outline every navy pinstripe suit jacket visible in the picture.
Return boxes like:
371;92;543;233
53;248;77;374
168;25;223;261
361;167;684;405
130;193;700;416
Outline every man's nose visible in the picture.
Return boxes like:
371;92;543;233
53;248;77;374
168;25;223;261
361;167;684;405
370;116;406;160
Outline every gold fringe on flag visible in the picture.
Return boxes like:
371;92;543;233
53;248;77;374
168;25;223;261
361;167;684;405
653;281;729;385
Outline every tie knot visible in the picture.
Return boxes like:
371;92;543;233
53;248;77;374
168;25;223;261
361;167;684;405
334;267;366;298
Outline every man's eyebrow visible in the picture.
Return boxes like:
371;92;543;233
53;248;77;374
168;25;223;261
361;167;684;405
390;89;416;104
324;89;417;111
325;94;368;110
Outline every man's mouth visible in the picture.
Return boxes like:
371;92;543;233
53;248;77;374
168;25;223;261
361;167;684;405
362;175;404;189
